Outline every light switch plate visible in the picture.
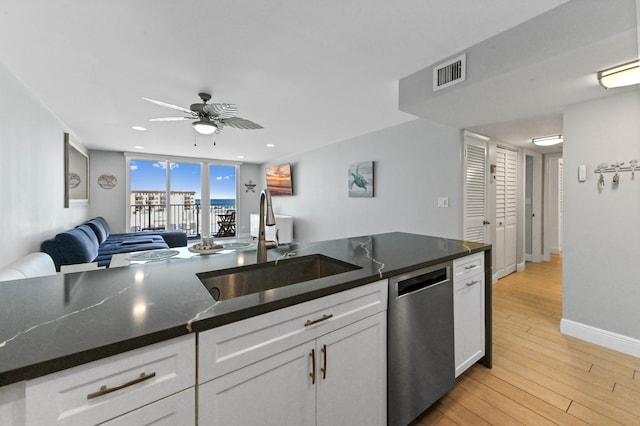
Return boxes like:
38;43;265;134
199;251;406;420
438;196;449;208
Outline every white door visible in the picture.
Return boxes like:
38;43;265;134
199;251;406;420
463;135;490;244
316;312;387;426
495;146;518;279
199;342;316;426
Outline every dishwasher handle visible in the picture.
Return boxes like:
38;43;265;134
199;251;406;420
396;266;449;297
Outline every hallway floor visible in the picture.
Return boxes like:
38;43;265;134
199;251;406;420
413;255;640;425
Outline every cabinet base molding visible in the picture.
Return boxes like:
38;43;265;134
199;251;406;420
560;318;640;358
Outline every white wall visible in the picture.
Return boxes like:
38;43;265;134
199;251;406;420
0;62;88;268
261;119;463;243
236;163;262;238
89;150;127;232
563;89;640;341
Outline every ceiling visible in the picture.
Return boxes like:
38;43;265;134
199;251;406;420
0;0;635;163
398;0;639;154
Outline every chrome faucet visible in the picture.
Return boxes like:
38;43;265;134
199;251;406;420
257;188;278;263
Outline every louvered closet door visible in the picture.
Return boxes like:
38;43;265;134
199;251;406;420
495;146;517;279
463;139;488;243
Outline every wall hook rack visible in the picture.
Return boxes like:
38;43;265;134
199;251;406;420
593;160;638;188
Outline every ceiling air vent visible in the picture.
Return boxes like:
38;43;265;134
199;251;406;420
433;54;466;92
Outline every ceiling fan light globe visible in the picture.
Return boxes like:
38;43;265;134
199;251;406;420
192;120;217;135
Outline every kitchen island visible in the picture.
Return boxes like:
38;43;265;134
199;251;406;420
0;232;491;425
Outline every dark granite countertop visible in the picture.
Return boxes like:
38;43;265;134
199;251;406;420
0;232;489;387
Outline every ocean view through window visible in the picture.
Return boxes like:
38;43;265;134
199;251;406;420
129;159;237;238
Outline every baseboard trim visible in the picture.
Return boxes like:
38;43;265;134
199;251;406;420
516;262;526;272
560;318;640;358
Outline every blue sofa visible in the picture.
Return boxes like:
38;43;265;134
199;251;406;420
41;217;187;271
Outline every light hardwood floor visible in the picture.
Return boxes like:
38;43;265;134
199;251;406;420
412;255;640;425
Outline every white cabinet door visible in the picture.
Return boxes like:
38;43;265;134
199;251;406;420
495;146;518;279
453;254;485;377
199;342;316;426
316;312;386;426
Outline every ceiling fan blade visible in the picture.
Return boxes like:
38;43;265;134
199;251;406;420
142;97;193;115
149;116;194;121
221;116;264;130
203;103;238;118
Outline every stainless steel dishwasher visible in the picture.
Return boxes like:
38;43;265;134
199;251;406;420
387;261;455;426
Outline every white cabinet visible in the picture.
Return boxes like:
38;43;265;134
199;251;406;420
453;253;485;377
250;214;293;243
24;334;195;426
198;280;388;426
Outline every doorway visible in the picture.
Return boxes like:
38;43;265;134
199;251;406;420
525;151;543;262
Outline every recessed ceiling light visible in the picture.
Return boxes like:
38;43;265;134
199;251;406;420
266;143;275;148
133;145;145;150
132;126;147;131
237;155;245;159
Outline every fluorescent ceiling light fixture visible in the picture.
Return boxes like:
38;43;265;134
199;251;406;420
133;145;145;150
237;155;245;159
132;126;147;131
532;135;563;146
597;60;640;89
192;120;217;135
266;143;275;148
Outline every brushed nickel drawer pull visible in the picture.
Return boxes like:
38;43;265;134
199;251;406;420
466;280;479;287
310;349;316;384
320;344;327;380
304;314;333;327
87;372;156;400
464;264;477;270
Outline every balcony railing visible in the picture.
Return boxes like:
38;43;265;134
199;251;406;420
130;203;236;238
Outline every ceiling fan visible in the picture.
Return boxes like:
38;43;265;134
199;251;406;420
143;92;263;135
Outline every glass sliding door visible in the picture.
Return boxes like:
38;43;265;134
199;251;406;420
210;165;237;237
128;157;237;239
169;161;201;237
129;160;169;232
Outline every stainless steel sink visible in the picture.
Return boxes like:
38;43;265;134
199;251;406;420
196;254;361;301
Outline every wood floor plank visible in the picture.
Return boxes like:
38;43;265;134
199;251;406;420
437;394;492;426
465;366;589;426
590;364;640;390
479;363;573;411
455;374;557;426
494;346;640;422
567;401;626;426
491;340;616;392
445;380;524;425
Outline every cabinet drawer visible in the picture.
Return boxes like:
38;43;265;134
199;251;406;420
102;388;195;426
453;253;484;281
454;271;483;291
198;279;388;383
25;334;195;426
